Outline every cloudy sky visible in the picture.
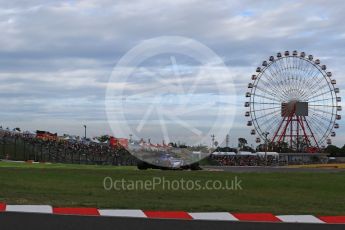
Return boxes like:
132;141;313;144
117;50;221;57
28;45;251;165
0;0;344;147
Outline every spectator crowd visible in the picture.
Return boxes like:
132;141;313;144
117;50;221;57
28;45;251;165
0;129;137;166
209;154;278;166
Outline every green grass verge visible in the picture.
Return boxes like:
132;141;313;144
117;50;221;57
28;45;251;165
0;161;136;170
0;161;344;215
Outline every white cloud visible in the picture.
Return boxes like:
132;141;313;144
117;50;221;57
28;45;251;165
0;0;344;146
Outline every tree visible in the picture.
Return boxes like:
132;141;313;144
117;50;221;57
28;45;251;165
238;138;247;150
216;146;238;153
324;145;341;156
266;141;292;153
97;135;110;143
242;145;255;152
340;145;345;155
169;142;177;147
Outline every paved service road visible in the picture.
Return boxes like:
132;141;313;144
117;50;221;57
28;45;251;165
0;212;344;230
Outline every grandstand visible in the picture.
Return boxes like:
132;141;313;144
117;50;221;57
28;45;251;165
0;128;137;166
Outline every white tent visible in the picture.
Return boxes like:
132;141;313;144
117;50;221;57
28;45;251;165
91;138;100;143
256;152;279;157
212;152;236;156
237;151;255;156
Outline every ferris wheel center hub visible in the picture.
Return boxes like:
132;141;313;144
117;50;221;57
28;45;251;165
281;101;308;117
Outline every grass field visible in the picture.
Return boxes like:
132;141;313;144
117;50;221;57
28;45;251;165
0;161;344;215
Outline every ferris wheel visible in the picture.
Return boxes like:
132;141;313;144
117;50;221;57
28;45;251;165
245;50;341;151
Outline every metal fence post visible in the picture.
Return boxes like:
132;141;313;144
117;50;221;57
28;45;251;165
41;144;43;162
48;145;51;161
23;141;26;161
1;137;4;159
14;136;17;160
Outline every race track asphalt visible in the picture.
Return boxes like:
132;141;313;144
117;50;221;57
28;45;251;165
0;212;344;230
202;166;345;173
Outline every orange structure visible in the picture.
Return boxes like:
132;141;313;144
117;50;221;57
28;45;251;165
109;136;128;148
36;130;58;141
